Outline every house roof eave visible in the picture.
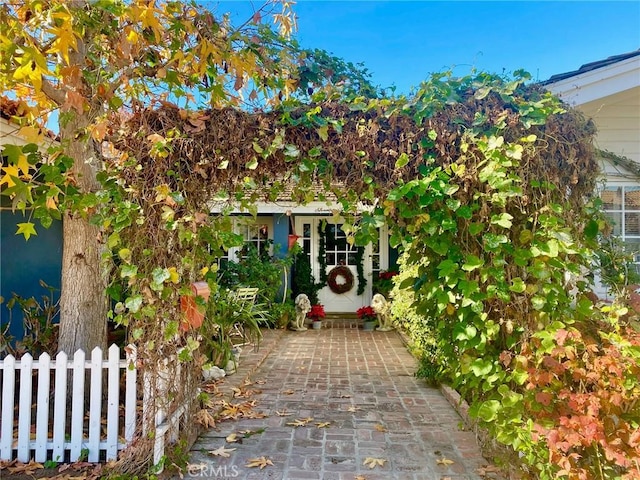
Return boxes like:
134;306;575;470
543;51;640;106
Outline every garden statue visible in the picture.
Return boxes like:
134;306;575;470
372;293;393;331
293;293;312;331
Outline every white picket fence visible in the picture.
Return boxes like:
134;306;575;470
0;344;189;466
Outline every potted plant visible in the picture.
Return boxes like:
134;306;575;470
307;304;326;330
357;306;377;331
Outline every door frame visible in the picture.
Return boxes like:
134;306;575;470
293;216;389;313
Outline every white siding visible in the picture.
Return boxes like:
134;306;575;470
582;87;640;167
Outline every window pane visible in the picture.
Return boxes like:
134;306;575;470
348;253;357;264
326;253;335;265
624;239;640;260
601;187;622;210
337;252;346;265
372;256;380;271
604;212;622;236
625;213;640;236
626;187;640;210
303;223;311;237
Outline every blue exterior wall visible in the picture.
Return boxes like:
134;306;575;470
0;206;63;342
272;213;290;259
272;213;291;301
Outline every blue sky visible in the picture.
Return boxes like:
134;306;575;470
214;1;640;94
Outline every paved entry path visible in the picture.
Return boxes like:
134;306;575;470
184;328;493;480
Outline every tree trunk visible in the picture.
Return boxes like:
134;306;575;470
57;115;108;355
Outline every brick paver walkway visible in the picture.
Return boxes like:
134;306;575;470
184;327;492;480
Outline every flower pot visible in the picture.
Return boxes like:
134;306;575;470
362;320;376;331
312;320;322;330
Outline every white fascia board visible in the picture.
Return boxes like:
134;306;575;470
0;118;57;150
546;56;640;106
209;200;375;215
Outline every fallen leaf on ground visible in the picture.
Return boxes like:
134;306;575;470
218;400;264;420
354;476;367;480
315;422;331;428
7;460;44;474
208;446;236;458
340;394;352;398
195;409;216;428
239;428;265;437
231;387;243;397
245;456;273;469
375;424;387;432
276;410;292;416
287;419;310;427
282;389;295;395
347;405;360;412
255;380;266;385
436;457;455;466
226;433;239;443
363;457;386;469
301;417;314;423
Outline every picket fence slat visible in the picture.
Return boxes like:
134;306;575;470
124;348;137;443
17;353;33;462
0;344;186;468
106;345;120;460
70;349;85;462
52;351;68;462
88;348;102;462
35;353;51;462
0;355;16;459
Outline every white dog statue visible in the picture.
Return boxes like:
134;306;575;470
372;293;393;331
293;293;312;331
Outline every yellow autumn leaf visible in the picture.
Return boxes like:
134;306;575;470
18;126;43;144
48;10;78;65
12;48;48;92
0;165;20;187
363;457;386;469
16;222;37;241
245;456;273;469
16;154;31;176
168;267;179;284
155;183;171;202
89;119;109;142
46;196;58;210
208;445;236;458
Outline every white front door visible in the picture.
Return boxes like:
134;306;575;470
294;217;375;313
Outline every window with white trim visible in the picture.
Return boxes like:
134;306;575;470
236;217;273;259
601;185;640;266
